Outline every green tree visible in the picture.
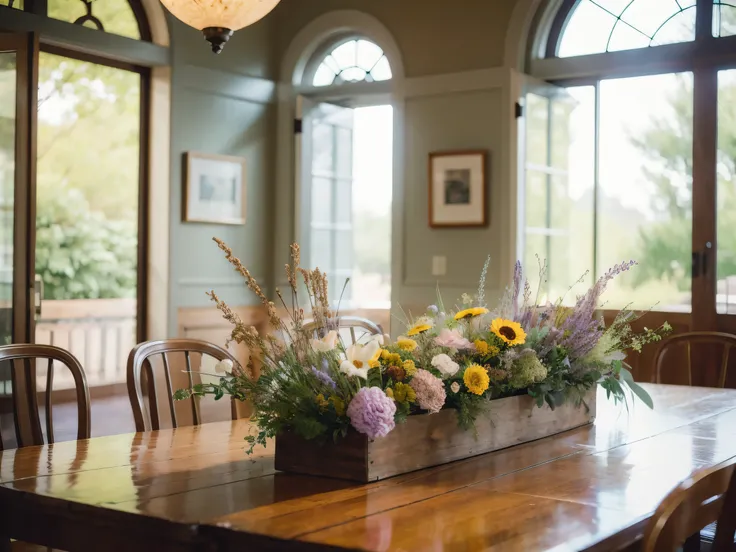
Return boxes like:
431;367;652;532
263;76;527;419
629;75;736;291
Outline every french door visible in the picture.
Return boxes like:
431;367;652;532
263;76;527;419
0;32;38;349
520;69;729;386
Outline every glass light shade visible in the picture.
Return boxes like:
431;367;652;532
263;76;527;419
160;0;280;52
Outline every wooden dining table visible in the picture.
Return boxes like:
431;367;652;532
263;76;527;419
2;383;736;551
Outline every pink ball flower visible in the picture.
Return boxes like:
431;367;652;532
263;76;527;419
409;369;447;414
347;387;396;439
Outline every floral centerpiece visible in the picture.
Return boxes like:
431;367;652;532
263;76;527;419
175;239;670;455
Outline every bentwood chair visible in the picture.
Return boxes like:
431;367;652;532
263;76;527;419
642;456;736;552
0;344;90;450
653;332;736;387
303;316;383;345
126;339;245;432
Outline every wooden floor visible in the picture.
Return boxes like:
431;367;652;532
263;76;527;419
1;393;136;448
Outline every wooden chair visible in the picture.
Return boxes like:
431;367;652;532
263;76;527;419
642;456;736;552
126;339;244;432
0;344;90;449
653;332;736;387
303;315;383;345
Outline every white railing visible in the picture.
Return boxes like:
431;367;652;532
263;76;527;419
35;298;136;389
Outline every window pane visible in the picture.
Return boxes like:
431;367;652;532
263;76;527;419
356;40;383;71
713;2;736;37
313;64;336;87
597;72;693;312
0;52;16;347
370;56;392;81
311;177;332;224
523;86;595;303
34;52;141;387
558;0;695;57
0;0;23;9
331;41;357;69
717;70;736;314
49;0;141;40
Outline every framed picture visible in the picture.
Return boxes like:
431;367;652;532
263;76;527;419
428;150;488;227
183;152;246;225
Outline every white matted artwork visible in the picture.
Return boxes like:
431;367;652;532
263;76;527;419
429;150;487;227
183;152;246;225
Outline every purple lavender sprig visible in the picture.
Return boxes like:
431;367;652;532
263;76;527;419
560;260;637;359
310;365;336;389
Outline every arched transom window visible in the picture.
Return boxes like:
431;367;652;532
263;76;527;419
312;39;392;87
546;0;736;57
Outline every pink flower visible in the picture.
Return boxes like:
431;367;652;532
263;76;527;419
434;328;474;350
409;369;446;414
347;387;396;439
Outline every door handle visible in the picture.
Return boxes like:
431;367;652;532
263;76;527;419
692;251;701;278
33;274;43;318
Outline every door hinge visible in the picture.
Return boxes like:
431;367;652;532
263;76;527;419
515;102;523;119
293;118;302;134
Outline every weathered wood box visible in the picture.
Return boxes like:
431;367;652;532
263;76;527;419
275;391;596;482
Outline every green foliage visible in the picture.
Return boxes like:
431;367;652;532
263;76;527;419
30;52;141;300
35;187;137;299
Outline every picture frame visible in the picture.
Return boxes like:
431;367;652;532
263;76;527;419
183;152;246;225
428;150;488;228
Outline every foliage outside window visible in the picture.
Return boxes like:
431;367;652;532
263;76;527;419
35;53;140;300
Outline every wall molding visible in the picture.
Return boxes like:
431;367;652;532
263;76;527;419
177;276;267;287
401;67;509;98
176;64;277;105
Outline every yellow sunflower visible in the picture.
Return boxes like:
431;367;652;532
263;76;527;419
490;318;526;346
406;322;433;336
463;364;490;395
397;337;419;351
454;307;489;320
474;340;489;355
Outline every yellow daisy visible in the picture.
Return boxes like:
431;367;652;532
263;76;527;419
454;307;489;320
397;336;418;351
463;364;490;395
490;318;526;346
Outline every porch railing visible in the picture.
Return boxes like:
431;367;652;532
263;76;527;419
35;298;136;389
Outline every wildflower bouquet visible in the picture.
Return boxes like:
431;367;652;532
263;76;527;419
175;240;670;454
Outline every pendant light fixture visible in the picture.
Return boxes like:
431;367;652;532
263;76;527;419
160;0;281;53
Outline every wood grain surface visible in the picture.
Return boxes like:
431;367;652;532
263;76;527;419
1;384;735;551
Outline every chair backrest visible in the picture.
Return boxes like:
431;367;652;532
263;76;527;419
713;457;736;551
0;344;90;449
653;332;736;387
303;316;383;346
643;456;736;552
126;338;241;432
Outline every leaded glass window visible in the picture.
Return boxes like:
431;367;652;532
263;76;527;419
312;39;392;87
557;0;697;57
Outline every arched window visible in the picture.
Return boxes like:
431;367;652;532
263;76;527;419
296;36;394;309
48;0;151;40
523;0;736;330
311;38;392;87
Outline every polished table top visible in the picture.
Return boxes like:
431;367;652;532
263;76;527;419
2;384;736;551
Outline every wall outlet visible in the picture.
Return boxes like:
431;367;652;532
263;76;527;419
432;256;447;276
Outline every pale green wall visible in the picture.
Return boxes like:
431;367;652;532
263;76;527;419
167;13;277;333
267;0;518;329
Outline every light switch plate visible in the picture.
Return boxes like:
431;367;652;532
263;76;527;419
432;255;447;276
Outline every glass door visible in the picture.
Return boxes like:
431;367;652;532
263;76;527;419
0;33;38;401
0;32;37;347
